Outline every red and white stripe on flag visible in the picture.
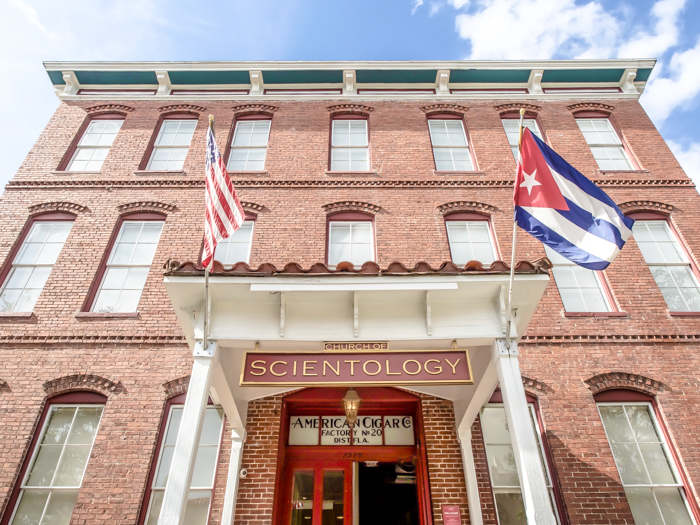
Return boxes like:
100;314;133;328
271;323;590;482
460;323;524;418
202;127;245;271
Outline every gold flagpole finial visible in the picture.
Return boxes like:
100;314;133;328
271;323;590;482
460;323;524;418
209;114;214;130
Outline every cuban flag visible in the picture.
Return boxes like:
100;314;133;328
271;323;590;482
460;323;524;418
514;128;634;270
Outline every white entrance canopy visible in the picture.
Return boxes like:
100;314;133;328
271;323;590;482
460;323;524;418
159;259;557;525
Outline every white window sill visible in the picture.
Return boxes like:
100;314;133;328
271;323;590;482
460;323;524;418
52;170;102;175
325;170;378;176
598;169;649;174
434;170;485;176
76;311;140;320
0;311;36;321
228;170;268;176
563;311;628;318
133;170;187;176
669;311;700;318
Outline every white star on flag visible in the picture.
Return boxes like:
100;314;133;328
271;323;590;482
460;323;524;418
519;169;541;195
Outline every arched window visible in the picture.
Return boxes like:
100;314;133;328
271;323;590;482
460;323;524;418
141;113;199;171
4;392;107;525
139;394;225;525
574;112;637;170
225;114;272;172
444;212;497;266
0;212;75;313
595;389;699;524
213;213;257;265
500;111;542;161
327;212;375;268
426;113;476;171
480;390;567;525
57;114;125;172
629;212;700;312
85;212;165;313
329;114;370;172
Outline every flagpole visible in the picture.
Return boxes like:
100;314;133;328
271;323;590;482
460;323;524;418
506;108;525;349
203;115;214;352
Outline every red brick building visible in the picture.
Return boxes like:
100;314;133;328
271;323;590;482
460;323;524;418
0;59;699;525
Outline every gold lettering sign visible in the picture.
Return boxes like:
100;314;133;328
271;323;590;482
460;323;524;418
240;350;472;387
323;342;388;351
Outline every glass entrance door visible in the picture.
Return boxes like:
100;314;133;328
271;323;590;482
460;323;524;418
282;460;353;525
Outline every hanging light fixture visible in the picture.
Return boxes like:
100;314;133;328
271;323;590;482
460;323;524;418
342;388;361;428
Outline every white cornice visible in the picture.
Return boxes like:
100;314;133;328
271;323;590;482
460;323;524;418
43;58;657;72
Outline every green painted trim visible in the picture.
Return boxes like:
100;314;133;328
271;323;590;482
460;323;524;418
541;69;625;83
449;69;531;83
168;70;251;85
74;71;158;85
262;70;343;84
635;68;652;82
47;71;65;85
355;69;437;84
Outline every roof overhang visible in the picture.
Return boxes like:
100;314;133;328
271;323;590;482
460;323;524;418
44;58;657;101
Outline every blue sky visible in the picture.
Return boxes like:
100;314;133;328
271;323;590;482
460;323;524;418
1;0;699;191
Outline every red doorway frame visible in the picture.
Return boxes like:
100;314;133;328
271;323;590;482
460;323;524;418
272;387;434;525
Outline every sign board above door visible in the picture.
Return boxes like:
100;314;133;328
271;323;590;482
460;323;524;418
240;350;472;386
289;415;415;446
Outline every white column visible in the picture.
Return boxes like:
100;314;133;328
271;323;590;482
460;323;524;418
457;427;483;525
492;339;556;525
158;341;218;525
221;427;246;525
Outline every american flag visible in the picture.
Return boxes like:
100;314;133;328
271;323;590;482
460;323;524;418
201;126;245;271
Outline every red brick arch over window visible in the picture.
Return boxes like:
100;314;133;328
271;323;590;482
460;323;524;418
0;391;107;525
56;113;126;171
0;211;76;296
81;211;166;312
594;388;700;522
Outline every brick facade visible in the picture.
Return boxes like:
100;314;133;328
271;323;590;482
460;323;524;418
0;91;699;525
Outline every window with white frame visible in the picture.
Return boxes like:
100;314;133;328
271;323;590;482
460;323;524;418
328;221;373;268
598;402;695;525
481;404;561;525
633;220;700;312
10;403;104;525
330;119;369;171
544;245;611;312
576;118;633;170
428;119;473;171
446;220;496;266
67;119;123;171
0;220;73;313
144;405;224;525
227;120;271;171
502;118;542;160
213;220;254;264
91;220;164;313
146;119;197;171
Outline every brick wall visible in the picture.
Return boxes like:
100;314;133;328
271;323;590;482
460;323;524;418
0;94;699;524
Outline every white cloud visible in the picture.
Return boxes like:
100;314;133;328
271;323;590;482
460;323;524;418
8;0;57;40
667;140;700;190
452;0;620;60
640;37;700;123
618;0;686;58
448;0;470;8
429;2;445;16
412;0;424;15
